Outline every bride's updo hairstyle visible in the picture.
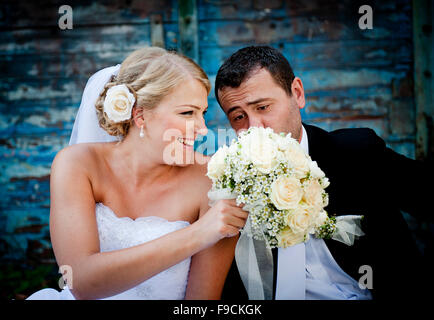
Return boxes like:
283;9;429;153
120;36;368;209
95;47;211;138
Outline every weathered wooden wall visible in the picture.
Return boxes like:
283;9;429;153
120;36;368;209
199;0;416;159
0;0;430;298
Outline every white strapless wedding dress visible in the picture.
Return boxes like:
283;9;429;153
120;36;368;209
26;203;191;300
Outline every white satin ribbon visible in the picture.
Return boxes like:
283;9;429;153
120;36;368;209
208;189;273;299
275;243;306;299
235;216;274;300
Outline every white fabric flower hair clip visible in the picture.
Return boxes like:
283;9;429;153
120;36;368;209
103;84;136;123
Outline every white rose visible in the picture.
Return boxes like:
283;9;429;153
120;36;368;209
239;127;278;174
270;176;303;210
207;145;229;180
309;160;325;179
285;145;310;179
303;179;324;211
103;84;135;123
320;177;330;189
276;227;306;248
227;140;238;156
313;209;328;228
284;206;311;234
276;133;295;152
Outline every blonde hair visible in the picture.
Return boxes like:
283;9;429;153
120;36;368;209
95;47;211;137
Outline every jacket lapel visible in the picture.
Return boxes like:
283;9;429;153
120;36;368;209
303;123;332;164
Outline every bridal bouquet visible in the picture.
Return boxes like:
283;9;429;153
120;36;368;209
207;127;339;249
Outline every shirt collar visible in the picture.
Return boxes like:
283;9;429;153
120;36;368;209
299;125;309;155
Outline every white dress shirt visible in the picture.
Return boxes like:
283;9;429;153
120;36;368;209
275;126;373;300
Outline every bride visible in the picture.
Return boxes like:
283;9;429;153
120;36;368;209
26;47;247;300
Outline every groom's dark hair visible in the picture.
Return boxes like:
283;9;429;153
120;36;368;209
214;46;296;105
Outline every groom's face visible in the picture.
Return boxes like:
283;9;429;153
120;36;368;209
218;68;306;141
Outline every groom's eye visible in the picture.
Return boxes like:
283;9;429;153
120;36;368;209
257;105;269;111
180;111;194;115
233;113;245;122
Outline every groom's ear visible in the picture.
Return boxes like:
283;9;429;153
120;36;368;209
291;77;306;110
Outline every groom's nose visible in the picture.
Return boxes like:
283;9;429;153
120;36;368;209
248;114;265;129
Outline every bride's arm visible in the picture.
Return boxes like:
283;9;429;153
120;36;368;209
184;192;240;300
49;147;246;300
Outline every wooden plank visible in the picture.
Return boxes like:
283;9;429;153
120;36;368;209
0;52;128;79
0;78;87;102
0;179;51;209
197;0;412;21
178;0;199;62
413;0;434;160
0;24;151;55
0;22;180;56
150;14;166;48
197;14;411;48
0;38;412;79
0;0;177;29
198;39;412;74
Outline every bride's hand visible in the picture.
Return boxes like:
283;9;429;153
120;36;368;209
197;199;248;246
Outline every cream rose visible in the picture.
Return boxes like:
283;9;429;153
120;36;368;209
313;209;328;228
309;160;325;179
284;206;311;234
207;145;229;180
276;227;306;248
103;84;135;123
275;133;292;152
239;127;278;173
303;179;324;210
270;176;303;210
320;177;330;189
285;146;310;179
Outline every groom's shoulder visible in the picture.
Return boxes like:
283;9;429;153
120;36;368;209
329;127;384;149
309;124;386;153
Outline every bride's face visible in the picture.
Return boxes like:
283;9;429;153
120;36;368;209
143;78;208;166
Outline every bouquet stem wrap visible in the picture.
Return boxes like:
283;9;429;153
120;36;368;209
208;189;274;300
235;215;274;300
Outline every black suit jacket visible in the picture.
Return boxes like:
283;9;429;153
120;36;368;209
222;123;433;300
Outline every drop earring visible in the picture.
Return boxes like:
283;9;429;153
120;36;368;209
139;125;144;138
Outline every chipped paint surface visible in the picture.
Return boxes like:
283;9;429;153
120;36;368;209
0;0;420;269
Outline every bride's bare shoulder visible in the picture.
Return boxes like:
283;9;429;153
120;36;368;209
51;143;101;174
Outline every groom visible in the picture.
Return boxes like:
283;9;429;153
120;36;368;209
215;46;433;300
